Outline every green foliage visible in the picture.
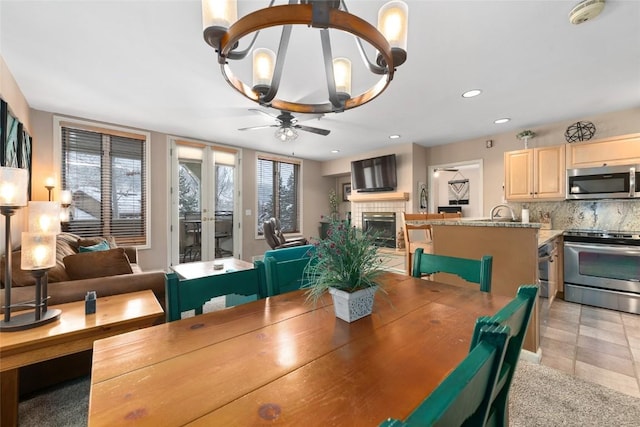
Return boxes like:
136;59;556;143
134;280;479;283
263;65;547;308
328;188;338;214
303;219;384;305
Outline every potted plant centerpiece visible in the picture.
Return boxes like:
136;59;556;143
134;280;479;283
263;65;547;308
303;219;385;322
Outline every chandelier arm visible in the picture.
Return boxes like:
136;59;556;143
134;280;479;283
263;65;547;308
339;0;387;75
218;4;395;114
261;24;293;104
225;31;260;61
320;29;344;111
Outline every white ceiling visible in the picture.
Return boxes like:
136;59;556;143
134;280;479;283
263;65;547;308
1;0;639;161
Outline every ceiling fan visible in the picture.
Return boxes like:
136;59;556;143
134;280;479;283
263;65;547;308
238;109;330;141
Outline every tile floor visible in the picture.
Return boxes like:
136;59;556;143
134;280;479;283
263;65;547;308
539;297;640;398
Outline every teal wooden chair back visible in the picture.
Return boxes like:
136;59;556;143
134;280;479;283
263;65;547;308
469;284;538;427
379;325;511;427
165;268;265;322
256;245;315;296
411;248;493;292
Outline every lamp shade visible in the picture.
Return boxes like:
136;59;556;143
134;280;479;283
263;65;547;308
60;190;72;205
252;48;276;90
202;0;237;30
28;201;61;234
333;58;352;97
378;1;409;52
0;167;29;207
21;233;57;270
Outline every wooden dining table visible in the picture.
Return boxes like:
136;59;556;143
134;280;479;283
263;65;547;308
88;272;512;426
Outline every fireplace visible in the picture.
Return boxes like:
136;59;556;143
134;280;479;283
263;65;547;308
363;212;396;248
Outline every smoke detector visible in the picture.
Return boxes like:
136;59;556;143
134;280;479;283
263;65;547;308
569;0;605;25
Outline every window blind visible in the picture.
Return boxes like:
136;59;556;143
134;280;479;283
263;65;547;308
257;156;301;235
61;126;147;246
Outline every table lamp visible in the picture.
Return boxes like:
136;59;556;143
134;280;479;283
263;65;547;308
20;232;61;325
0;167;29;330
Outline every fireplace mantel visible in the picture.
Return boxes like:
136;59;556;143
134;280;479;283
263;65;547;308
348;192;409;203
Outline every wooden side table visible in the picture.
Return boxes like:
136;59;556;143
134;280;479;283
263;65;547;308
0;290;164;427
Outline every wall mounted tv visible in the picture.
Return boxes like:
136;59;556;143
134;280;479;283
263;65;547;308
351;154;397;192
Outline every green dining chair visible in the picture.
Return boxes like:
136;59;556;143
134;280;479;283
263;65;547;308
469;284;539;426
165;268;266;322
379;324;511;427
255;244;315;296
411;248;493;292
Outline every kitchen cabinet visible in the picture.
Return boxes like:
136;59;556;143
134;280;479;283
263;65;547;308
541;235;564;306
566;133;640;168
504;145;565;201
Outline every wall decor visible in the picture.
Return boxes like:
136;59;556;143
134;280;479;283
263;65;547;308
565;121;596;142
1;98;33;198
448;172;469;205
18;123;33;198
342;183;351;201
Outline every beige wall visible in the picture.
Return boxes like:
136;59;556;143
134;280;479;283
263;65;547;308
29;110;334;270
0;56;30;132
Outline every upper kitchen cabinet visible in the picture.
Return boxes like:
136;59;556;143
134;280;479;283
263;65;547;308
504;145;565;201
567;133;640;168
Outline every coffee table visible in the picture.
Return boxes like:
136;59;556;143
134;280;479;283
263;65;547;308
0;290;164;427
171;257;254;280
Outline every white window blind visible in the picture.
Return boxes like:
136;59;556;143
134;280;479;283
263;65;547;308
257;155;301;235
61;125;147;246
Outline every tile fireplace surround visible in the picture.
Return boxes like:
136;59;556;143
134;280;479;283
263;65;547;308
351;200;408;248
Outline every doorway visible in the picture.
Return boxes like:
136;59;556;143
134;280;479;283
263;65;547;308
170;139;239;265
428;159;483;218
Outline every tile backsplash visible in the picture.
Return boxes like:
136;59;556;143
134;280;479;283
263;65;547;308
509;200;640;231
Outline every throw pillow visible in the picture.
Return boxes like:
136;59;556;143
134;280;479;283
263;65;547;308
78;240;111;253
77;236;117;249
63;248;133;280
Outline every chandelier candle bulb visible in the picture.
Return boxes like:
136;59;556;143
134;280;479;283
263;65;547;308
202;0;237;31
378;1;409;58
333;57;352;98
252;48;276;92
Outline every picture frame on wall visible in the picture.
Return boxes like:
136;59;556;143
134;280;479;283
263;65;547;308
342;183;351;201
18;122;33;199
4;112;20;168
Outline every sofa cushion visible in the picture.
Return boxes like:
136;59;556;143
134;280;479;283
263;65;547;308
63;248;133;280
78;240;110;252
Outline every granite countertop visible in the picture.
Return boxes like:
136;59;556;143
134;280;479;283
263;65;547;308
404;218;564;247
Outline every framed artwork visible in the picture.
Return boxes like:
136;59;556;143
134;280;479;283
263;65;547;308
0;99;6;165
342;183;351;201
4;112;19;168
18;123;33;199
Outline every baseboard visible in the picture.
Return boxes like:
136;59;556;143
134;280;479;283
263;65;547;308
520;347;542;364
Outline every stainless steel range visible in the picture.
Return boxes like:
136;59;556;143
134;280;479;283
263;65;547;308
564;229;640;314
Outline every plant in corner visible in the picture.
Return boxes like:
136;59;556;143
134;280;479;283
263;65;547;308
303;219;385;322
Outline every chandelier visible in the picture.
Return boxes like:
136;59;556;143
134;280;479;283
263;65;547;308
201;0;409;114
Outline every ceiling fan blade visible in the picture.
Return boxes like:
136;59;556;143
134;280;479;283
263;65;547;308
295;125;331;136
238;125;278;131
249;108;280;120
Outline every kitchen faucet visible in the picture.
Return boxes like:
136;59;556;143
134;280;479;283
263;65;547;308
490;204;517;221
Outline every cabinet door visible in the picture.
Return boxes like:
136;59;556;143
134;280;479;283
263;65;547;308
504;149;533;200
534;145;565;200
567;133;640;168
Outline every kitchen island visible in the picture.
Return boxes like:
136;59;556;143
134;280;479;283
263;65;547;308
425;219;562;358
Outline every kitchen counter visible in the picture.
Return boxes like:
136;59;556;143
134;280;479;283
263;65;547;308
538;229;563;247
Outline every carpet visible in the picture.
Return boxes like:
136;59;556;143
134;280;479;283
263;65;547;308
18;361;640;426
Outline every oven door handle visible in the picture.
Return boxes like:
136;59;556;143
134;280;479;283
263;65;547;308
565;241;640;255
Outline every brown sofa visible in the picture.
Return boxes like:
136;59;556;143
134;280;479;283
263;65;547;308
1;232;166;313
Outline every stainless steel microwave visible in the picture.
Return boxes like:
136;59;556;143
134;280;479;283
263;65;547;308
566;164;638;199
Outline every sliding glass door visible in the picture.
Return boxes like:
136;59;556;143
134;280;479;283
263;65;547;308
170;140;238;265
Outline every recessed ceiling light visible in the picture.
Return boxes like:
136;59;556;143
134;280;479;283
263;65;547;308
331;149;340;153
389;134;400;139
494;118;510;124
462;89;482;98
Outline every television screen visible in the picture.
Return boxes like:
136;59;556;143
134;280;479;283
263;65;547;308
350;154;397;192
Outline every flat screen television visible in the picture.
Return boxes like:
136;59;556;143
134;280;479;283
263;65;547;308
350;154;397;192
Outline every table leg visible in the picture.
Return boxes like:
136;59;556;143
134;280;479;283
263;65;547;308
1;368;19;427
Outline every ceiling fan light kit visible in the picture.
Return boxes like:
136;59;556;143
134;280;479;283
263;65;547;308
201;0;408;114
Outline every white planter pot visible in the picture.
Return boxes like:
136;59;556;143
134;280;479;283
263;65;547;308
328;286;377;323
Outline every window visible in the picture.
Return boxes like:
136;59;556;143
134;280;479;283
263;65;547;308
57;119;149;246
257;154;301;235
